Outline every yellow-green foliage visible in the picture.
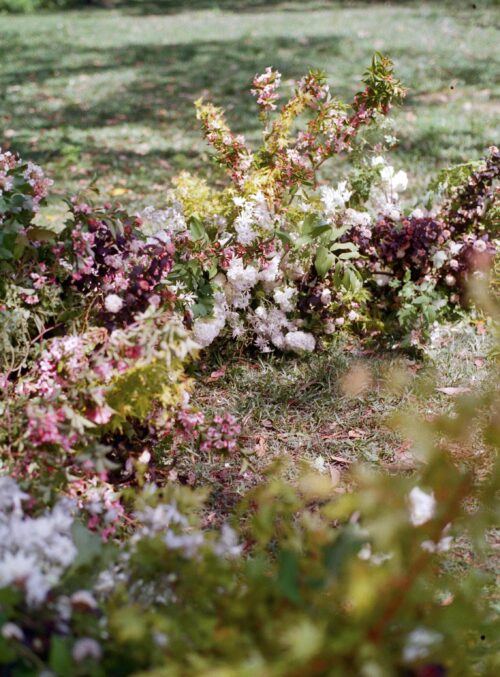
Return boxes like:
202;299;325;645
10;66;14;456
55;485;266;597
106;361;187;428
104;316;198;431
171;171;233;221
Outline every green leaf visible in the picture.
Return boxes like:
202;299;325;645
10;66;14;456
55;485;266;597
314;246;336;277
189;216;208;241
301;212;322;236
275;229;295;246
276;549;302;604
310;223;332;240
49;636;74;677
27;227;56;242
71;521;103;568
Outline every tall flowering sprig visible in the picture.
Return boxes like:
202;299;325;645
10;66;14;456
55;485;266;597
196;55;406;206
195;99;254;190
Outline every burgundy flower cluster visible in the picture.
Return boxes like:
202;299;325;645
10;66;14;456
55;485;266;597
438;235;496;296
60;201;176;327
349;215;452;283
441;145;499;235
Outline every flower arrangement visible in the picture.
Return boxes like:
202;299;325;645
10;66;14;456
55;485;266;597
0;56;498;676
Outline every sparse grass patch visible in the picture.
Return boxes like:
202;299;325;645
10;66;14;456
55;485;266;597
1;1;498;207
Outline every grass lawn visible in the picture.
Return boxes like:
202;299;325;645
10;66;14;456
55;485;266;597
1;0;498;209
0;1;497;484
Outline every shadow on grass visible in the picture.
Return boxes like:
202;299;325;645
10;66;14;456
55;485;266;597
59;1;401;16
1;34;345;159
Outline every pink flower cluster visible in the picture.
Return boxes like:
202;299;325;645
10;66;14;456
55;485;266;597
26;404;77;452
172;409;241;456
0;150;16;194
200;413;241;454
23;160;53;212
251;67;282;112
67;477;124;541
0;149;52;207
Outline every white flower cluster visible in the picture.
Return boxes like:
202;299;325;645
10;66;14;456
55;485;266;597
403;627;443;662
0;477;77;606
320;181;352;216
166;156;425;355
134;496;241;560
192;251;316;352
369;155;408;220
233;192;273;245
408;486;436;526
139;202;187;244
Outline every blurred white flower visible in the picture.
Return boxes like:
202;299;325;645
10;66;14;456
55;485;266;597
1;623;24;642
403;628;442;662
284;331;315;352
408;487;436;526
104;294;123;314
73;638;102;662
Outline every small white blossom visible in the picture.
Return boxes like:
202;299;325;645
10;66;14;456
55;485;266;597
380;165;408;193
213;524;242;558
1;623;24;642
227;258;258;292
312;456;327;473
432;250;448;269
408;487;436;526
104;294;123;314
320;181;352;215
71;590;98;610
344;208;371;228
72;638;102;663
274;286;297;313
284;331;315;353
403;628;443;662
320;288;332;306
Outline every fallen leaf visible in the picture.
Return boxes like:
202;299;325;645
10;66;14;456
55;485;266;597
209;366;226;381
329;466;340;486
436;386;471;396
347;429;366;439
254;436;267;458
110;187;128;197
329;455;352;465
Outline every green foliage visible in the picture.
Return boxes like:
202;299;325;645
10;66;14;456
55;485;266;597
1;373;498;675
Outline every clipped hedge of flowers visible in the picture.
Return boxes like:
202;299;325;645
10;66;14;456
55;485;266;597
0;55;498;676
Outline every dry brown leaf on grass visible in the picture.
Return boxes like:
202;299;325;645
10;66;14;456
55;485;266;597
436;386;471;396
254;436;267;458
329;455;353;465
208;366;227;381
347;429;366;439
